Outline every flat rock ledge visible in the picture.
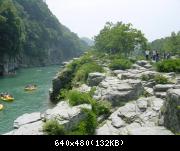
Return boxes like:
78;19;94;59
93;77;143;106
4;101;92;135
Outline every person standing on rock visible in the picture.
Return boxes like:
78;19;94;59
155;51;160;62
152;50;156;61
145;50;150;60
166;52;171;59
163;52;166;60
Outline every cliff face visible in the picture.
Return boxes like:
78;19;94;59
0;0;87;75
0;55;19;75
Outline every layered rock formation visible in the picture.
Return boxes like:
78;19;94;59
5;58;180;135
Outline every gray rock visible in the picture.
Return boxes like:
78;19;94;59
76;84;91;93
10;121;43;135
166;72;176;77
118;102;138;123
87;72;106;86
44;101;92;130
97;95;168;135
136;60;149;67
14;112;41;129
174;85;180;89
144;87;154;96
4;131;16;135
141;71;158;79
144;64;153;69
176;78;180;84
136;98;148;112
121;72;141;80
94;77;143;106
150;98;164;112
155;92;167;99
119;123;142;135
96;120;120;135
132;64;143;70
127;126;173;135
153;84;174;92
113;70;126;76
143;81;156;88
162;89;180;133
111;116;126;128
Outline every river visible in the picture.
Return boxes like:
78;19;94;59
0;65;61;134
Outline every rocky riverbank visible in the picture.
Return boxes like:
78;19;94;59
5;55;180;135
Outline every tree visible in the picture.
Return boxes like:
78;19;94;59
150;31;180;55
94;22;147;55
0;0;25;57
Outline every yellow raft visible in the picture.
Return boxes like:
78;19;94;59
0;96;14;102
0;104;4;111
24;86;37;91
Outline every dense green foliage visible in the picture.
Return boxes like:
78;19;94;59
150;31;180;55
156;59;180;73
94;22;147;55
0;0;25;56
61;88;111;117
109;58;133;70
73;62;104;85
92;101;111;117
60;53;104;88
154;74;169;84
141;74;151;81
49;86;111;135
69;109;97;135
65;90;91;106
0;0;87;66
43;120;66;135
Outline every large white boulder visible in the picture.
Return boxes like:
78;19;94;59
93;77;143;106
6;121;43;135
14;112;41;129
44;101;92;130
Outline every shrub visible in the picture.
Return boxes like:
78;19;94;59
154;74;169;84
66;90;91;106
141;74;151;81
156;59;180;73
57;89;68;100
89;87;97;97
68;109;97;135
43;120;66;135
92;101;111;116
109;59;132;70
73;62;104;84
136;55;145;61
177;106;180;110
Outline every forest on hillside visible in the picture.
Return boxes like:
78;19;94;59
0;0;87;72
149;32;180;55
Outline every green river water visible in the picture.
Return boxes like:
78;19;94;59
0;65;61;134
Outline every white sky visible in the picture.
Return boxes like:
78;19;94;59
46;0;180;42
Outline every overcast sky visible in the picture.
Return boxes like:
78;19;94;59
46;0;180;42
